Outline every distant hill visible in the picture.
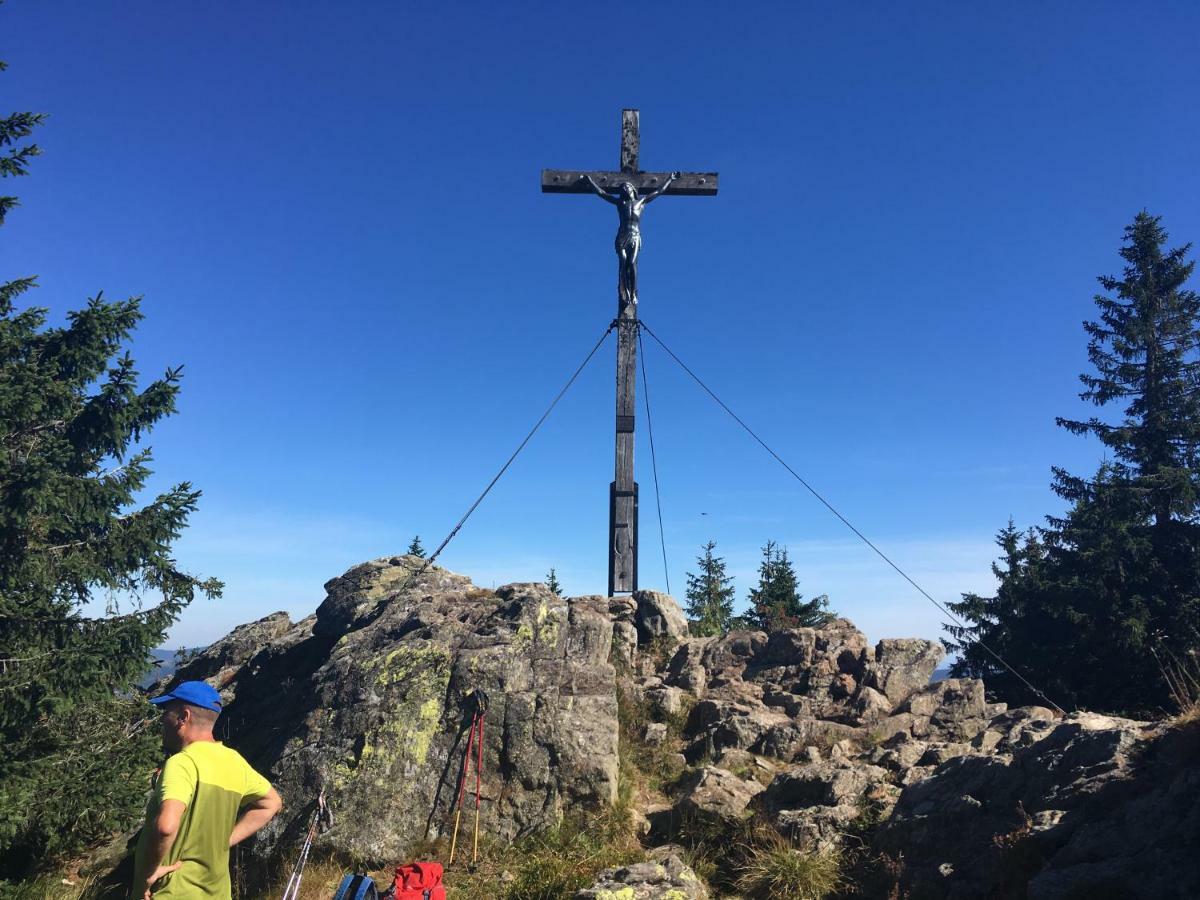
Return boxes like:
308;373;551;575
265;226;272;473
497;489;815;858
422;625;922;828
138;648;202;690
931;665;952;683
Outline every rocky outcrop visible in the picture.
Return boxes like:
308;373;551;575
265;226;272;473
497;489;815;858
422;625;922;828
875;712;1200;899
654;619;990;770
633;590;689;643
866;637;944;705
170;610;303;695
761;758;893;851
575;851;708;899
162;563;1199;898
673;765;765;824
162;556;620;862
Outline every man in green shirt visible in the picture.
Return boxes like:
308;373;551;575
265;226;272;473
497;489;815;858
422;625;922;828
132;681;283;899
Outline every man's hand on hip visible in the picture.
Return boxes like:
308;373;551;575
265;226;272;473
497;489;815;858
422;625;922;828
142;861;182;898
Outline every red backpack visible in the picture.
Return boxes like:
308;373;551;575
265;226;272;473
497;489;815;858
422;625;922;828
390;862;445;900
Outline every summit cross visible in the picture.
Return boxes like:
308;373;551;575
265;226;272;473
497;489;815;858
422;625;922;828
542;109;718;594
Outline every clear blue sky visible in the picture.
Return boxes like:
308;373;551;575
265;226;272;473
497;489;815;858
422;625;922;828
6;2;1200;648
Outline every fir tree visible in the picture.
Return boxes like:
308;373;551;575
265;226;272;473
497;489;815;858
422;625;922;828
685;540;735;636
746;541;834;631
945;214;1200;713
0;62;220;879
943;521;1054;686
1056;212;1200;526
546;567;564;597
407;534;426;558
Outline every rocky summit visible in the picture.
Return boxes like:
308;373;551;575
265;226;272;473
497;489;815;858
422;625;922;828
160;556;1200;898
169;557;619;860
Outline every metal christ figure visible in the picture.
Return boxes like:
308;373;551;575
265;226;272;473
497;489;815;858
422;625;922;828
579;172;680;308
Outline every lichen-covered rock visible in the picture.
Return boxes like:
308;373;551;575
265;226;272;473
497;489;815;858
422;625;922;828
664;620;893;766
643;723;669;746
870;732;928;771
167;610;301;698
763;759;890;811
633;590;690;643
575;852;708;899
874;713;1200;899
612;620;639;670
673;765;765;824
866;638;943;705
643;684;686;718
759;758;890;851
161;557;620;863
900;677;991;741
683;703;790;762
851;685;893;723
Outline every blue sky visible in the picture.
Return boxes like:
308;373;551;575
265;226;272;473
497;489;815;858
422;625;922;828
5;2;1200;648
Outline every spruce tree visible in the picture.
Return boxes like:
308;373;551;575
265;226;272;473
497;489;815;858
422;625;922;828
685;540;735;636
946;214;1200;713
943;521;1056;689
407;534;426;558
0;62;220;879
1056;212;1200;525
746;541;834;631
546;567;564;597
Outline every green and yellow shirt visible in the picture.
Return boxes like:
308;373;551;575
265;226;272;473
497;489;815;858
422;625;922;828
133;741;272;900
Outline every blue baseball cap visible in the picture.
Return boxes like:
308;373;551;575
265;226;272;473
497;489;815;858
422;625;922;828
150;680;223;713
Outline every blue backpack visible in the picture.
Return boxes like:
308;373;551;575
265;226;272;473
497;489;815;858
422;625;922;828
333;873;378;900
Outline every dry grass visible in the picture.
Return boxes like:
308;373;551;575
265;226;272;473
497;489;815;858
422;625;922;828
230;805;641;900
1;874;99;900
247;853;385;900
734;829;844;900
616;682;688;798
1158;648;1200;724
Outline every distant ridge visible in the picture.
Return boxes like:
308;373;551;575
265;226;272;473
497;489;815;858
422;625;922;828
138;647;203;690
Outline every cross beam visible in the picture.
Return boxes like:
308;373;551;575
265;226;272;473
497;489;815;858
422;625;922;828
542;109;717;594
542;170;718;195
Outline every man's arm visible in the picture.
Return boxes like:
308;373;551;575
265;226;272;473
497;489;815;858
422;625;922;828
229;786;283;847
132;800;186;899
579;174;618;204
642;171;680;204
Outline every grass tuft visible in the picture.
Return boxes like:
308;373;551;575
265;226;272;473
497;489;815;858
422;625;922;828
616;683;687;797
1156;647;1200;724
438;806;640;900
734;829;844;899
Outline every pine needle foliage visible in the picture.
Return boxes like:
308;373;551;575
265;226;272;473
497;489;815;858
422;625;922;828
945;213;1200;714
685;540;735;636
0;59;220;880
746;541;834;632
406;535;426;558
0;59;44;230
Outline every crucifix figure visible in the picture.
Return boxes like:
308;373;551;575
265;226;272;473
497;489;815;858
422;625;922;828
579;171;680;308
542;109;718;593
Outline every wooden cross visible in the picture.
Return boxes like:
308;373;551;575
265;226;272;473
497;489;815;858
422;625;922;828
542;109;718;594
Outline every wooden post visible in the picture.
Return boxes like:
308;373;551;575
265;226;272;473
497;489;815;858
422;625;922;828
611;313;639;594
541;109;718;593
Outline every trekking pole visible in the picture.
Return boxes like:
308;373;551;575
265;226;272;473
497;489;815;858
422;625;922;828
449;690;489;866
281;812;316;900
472;705;486;864
448;709;477;865
281;790;328;900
